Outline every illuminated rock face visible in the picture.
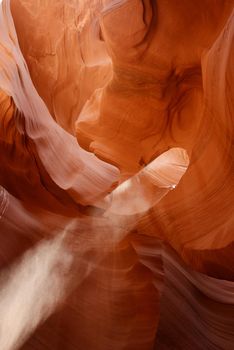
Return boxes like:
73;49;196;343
0;0;234;349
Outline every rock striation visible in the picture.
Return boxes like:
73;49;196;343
0;0;234;349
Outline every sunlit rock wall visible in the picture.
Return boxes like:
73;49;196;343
0;0;234;349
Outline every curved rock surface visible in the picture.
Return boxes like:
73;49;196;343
0;0;234;349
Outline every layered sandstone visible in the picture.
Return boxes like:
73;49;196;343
0;0;233;349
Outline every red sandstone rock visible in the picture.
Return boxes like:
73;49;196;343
0;0;234;349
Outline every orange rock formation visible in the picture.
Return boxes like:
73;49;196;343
0;0;234;349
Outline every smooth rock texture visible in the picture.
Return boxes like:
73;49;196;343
0;0;234;349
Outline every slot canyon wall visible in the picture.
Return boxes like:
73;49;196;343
0;0;234;349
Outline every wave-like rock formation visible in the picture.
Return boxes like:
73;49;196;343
0;0;234;349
